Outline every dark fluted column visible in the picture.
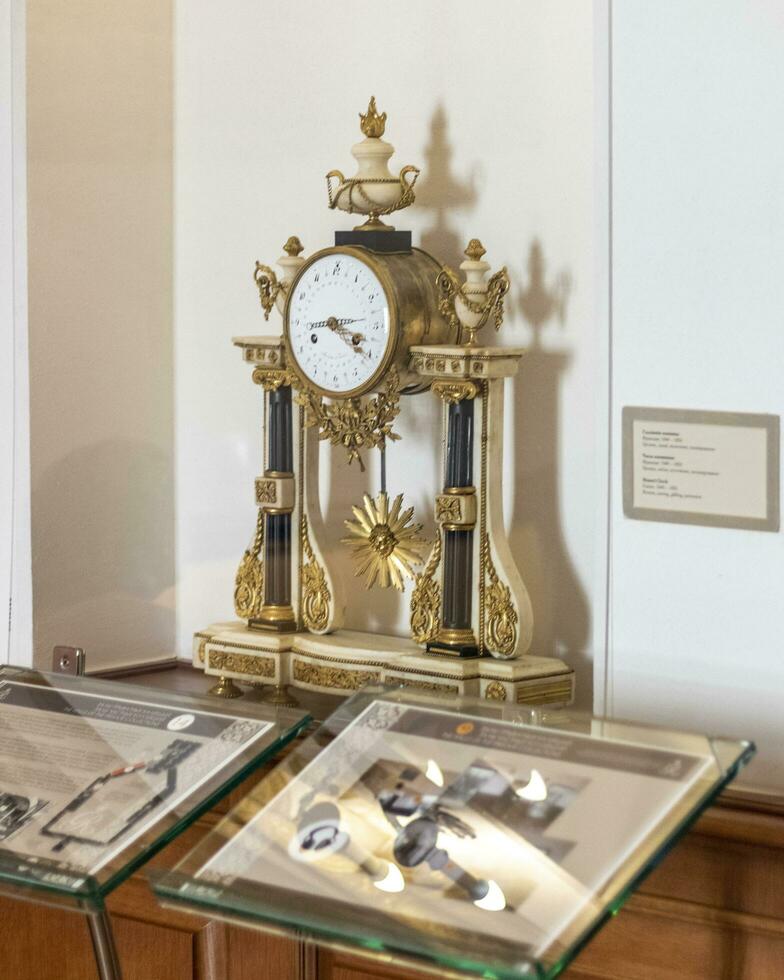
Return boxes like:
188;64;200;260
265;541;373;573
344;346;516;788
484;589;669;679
428;397;478;658
251;384;297;632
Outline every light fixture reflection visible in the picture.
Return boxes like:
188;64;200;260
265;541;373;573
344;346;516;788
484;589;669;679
473;878;506;911
373;861;405;893
425;759;444;787
515;768;547;802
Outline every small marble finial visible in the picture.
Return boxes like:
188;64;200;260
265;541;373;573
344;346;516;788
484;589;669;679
283;236;304;257
464;239;487;261
359;96;387;139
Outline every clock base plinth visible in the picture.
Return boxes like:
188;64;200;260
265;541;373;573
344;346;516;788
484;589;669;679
193;623;575;706
334;229;412;253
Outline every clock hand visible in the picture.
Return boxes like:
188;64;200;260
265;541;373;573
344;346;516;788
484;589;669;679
325;317;371;353
308;317;363;329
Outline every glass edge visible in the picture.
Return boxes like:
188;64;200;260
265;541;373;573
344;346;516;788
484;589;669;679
152;871;540;980
0;855;102;908
0;712;309;906
0;665;305;727
540;740;757;979
96;712;311;897
151;739;755;980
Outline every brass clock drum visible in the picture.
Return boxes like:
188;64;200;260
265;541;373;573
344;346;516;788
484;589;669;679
283;246;453;398
193;97;574;707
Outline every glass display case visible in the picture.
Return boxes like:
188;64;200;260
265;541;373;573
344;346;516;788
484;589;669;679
154;686;754;980
0;666;308;979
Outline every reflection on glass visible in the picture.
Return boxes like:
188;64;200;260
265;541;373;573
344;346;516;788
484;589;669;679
373;861;405;893
516;769;548;802
425;759;445;787
153;692;755;980
473;878;506;911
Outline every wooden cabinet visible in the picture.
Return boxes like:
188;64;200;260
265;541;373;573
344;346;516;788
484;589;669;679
1;790;782;979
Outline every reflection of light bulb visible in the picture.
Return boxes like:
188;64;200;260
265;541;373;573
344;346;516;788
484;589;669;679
516;769;547;802
373;861;405;893
474;879;506;911
425;759;444;787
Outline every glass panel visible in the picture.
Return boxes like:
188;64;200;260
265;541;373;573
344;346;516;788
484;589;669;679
0;666;308;910
154;688;754;979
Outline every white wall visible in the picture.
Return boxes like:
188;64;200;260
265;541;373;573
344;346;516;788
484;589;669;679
174;0;605;706
0;0;32;666
607;1;784;792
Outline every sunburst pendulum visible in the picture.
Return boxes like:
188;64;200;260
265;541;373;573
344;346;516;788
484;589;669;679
343;491;427;591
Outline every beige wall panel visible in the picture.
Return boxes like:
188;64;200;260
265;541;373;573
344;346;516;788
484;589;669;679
26;0;174;669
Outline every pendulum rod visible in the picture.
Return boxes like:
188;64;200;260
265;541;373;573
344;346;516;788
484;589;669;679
428;396;478;657
253;384;297;632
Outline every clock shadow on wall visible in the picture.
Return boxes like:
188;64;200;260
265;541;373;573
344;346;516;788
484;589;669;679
323;104;590;691
512;242;591;704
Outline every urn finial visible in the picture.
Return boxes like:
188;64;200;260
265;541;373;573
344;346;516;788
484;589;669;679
464;238;487;261
359;96;387;139
283;235;304;257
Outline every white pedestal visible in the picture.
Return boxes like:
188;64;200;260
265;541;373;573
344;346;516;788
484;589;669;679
193;623;574;706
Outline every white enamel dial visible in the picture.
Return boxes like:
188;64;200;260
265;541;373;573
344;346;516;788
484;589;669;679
286;252;391;396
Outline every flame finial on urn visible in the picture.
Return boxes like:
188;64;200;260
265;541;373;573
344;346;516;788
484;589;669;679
326;97;419;230
359;96;387;138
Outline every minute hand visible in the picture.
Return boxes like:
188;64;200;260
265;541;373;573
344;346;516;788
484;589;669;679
326;317;366;345
308;317;362;329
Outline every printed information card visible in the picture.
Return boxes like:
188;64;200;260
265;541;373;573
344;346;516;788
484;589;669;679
623;407;779;531
0;678;274;886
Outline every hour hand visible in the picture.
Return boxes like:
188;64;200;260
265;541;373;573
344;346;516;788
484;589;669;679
326;317;367;349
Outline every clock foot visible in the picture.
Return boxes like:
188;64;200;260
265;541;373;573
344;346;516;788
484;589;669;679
208;675;243;699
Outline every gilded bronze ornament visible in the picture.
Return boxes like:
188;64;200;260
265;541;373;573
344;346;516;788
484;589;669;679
251;366;296;391
359;96;387;138
435;495;462;524
300;515;331;632
343;491;426;590
325;97;420;230
234;509;265;620
283;235;304;257
437;239;511;347
483;534;518;658
295;368;402;470
484;680;508;701
253;262;281;321
207;675;243;699
410;532;442;644
431;380;479;404
253;237;305;320
293;659;380;691
208;650;275;679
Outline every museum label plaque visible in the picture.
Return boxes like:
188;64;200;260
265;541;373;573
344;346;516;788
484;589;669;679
0;666;308;909
623;406;779;531
154;688;754;980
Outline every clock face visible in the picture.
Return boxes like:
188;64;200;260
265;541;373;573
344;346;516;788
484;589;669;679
286;252;392;396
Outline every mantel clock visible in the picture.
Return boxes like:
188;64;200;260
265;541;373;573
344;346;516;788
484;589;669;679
193;98;574;708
